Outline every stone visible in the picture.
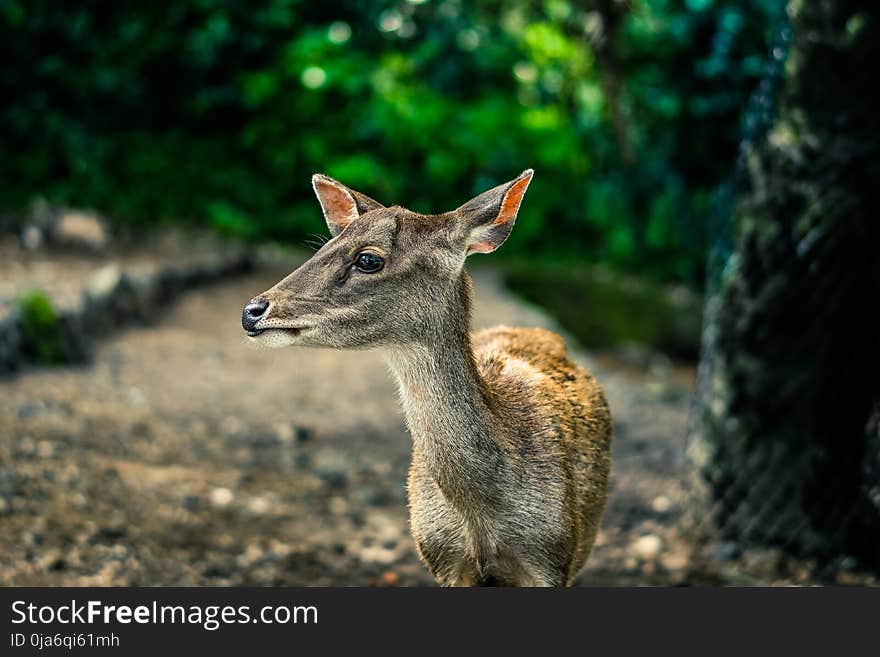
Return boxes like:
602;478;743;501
360;545;397;565
313;449;350;488
651;495;672;513
660;551;689;572
53;211;109;251
247;496;272;515
21;225;43;250
86;265;123;300
209;487;234;508
631;534;662;561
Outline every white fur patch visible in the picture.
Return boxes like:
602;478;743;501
501;357;547;385
246;329;300;349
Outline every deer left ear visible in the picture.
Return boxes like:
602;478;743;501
312;174;384;237
456;169;533;255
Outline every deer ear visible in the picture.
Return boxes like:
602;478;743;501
312;174;384;237
456;169;533;255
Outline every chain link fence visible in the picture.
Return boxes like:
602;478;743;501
684;5;880;577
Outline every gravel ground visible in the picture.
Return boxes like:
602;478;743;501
2;233;875;588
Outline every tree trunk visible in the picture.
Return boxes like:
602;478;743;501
692;0;880;569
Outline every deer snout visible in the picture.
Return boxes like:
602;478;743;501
242;297;270;334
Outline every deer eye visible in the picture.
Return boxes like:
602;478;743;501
354;252;384;273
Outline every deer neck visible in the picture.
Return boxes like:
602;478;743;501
383;272;505;512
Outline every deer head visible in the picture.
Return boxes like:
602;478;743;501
242;169;533;349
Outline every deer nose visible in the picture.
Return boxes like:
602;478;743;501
242;298;269;333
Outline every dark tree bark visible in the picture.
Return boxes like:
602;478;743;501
582;0;634;165
693;0;880;569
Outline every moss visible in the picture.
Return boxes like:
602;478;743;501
17;290;67;364
502;262;703;360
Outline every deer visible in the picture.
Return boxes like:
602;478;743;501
241;169;612;586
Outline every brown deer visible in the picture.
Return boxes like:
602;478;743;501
242;170;612;586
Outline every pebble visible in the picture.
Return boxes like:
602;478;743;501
54;211;109;251
313;449;350;488
378;571;399;586
360;546;397;565
660;551;689;571
19;436;35;456
22;225;43;250
237;544;264;568
329;497;349;515
87;265;122;299
247;496;272;515
631;534;663;561
209;487;234;508
651;495;672;513
273;422;295;443
36;441;55;458
127;387;147;407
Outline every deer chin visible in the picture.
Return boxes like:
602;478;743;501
246;327;308;348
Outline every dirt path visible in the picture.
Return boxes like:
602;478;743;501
0;265;692;586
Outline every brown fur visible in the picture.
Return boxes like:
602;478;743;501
244;170;612;586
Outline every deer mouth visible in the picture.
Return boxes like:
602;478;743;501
247;326;307;338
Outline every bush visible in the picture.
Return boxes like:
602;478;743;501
16;290;66;365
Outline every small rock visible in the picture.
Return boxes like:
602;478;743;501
237;543;265;568
360;546;397;565
19;436;35;456
651;495;672;513
660;551;689;572
631;534;662;561
377;571;399;586
273;423;295;443
35;548;64;572
36;440;55;458
329;497;348;515
127;387;147;407
209;487;234;508
247;496;272;515
21;225;43;250
53;211;109;251
87;264;123;299
313;449;350;488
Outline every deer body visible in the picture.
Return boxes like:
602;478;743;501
243;170;612;586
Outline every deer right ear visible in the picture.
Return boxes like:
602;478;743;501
456;169;533;255
312;174;384;237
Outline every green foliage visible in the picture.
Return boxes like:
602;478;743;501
16;290;66;364
0;0;784;287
